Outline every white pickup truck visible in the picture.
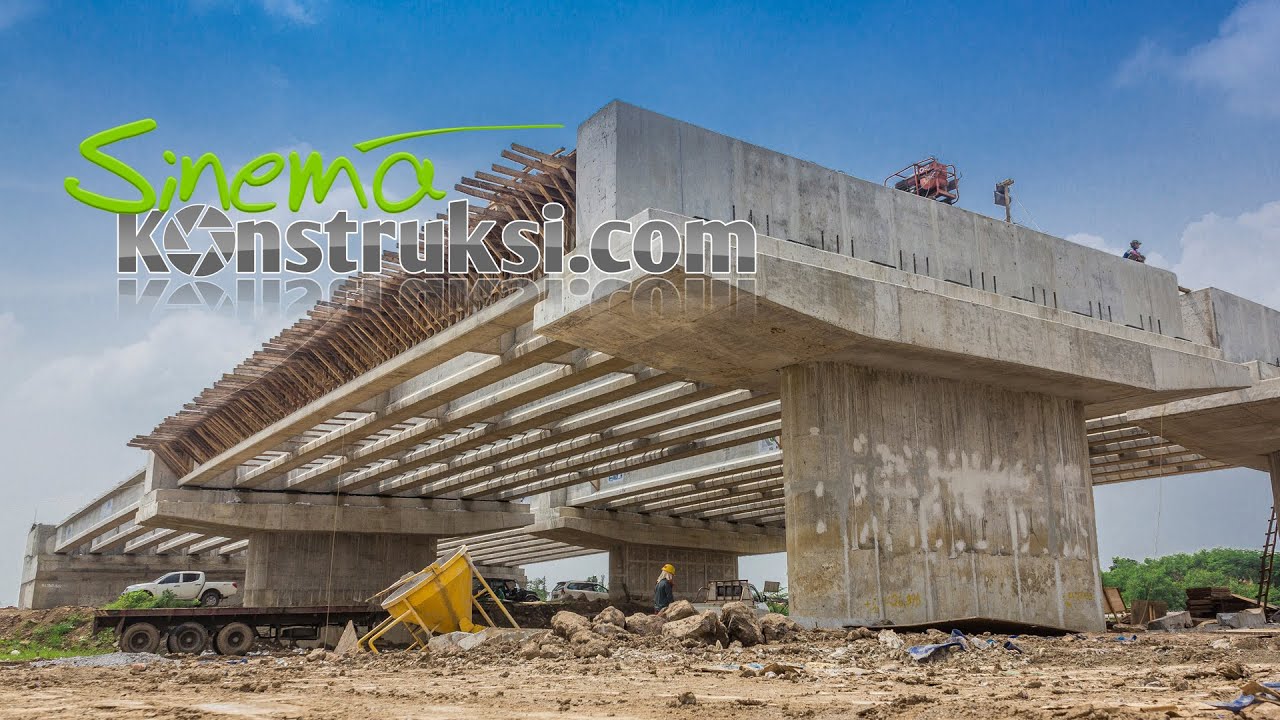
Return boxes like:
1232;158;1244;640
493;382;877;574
124;571;239;607
691;580;770;616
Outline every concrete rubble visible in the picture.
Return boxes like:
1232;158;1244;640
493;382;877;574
1147;611;1194;632
1219;608;1267;629
12;616;1280;718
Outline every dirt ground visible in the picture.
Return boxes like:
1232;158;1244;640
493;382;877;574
4;623;1280;719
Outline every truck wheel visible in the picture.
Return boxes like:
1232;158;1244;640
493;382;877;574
199;590;222;607
214;622;254;656
166;622;209;654
119;623;161;654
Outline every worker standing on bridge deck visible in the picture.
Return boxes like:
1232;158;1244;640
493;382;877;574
1123;239;1146;263
654;564;675;613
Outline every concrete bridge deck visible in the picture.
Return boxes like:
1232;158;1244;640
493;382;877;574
21;102;1280;627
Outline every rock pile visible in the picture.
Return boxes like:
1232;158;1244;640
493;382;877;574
527;605;799;655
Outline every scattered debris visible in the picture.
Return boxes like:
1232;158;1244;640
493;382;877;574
761;613;799;643
660;600;698;622
1219;609;1267;629
1147;610;1193;632
593;606;626;629
877;629;904;649
662;611;727;646
625;613;666;636
721;602;764;647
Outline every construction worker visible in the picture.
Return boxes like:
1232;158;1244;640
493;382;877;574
1123;240;1146;263
654;563;675;613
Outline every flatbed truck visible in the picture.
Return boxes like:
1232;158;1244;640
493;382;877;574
95;605;383;656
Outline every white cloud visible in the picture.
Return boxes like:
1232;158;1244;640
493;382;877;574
258;0;318;25
1181;0;1280;116
1066;232;1169;269
1172;199;1280;307
1117;0;1280;116
9;311;271;410
0;312;20;349
1113;39;1173;87
189;0;322;25
0;0;41;31
1069;198;1280;307
0;310;280;603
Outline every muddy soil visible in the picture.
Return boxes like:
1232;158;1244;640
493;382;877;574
3;625;1280;719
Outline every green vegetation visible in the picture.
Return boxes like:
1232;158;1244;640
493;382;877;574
527;577;549;601
0;613;114;661
103;589;198;610
1102;548;1271;611
763;587;789;615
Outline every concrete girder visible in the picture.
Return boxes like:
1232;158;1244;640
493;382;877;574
482;421;782;501
366;382;732;496
490;546;601;566
186;535;233;555
437;526;533;550
635;475;786;514
217;540;248;556
572;451;783;509
1128;376;1280;472
178;283;543;487
348;377;702;495
154;532;206;555
235;335;576;488
613;467;785;508
680;487;787;518
1089;446;1205;473
453;536;553;557
530;506;785;556
289;351;637;492
1092;459;1229;485
89;523;151;554
412;396;779;500
123;529;176;555
719;500;788;522
468;541;581;565
389;390;773;498
137;487;533;539
346;372;699;495
54;501;140;554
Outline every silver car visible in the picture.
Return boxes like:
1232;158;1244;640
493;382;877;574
550;580;609;602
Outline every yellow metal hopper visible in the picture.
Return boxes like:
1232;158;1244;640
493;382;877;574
357;545;519;652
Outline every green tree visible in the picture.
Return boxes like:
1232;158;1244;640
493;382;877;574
1102;548;1270;610
527;577;548;601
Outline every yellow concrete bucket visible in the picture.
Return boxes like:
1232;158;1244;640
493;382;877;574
357;546;519;653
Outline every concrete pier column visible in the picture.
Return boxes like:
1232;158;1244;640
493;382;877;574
607;542;737;604
781;363;1104;631
243;532;437;607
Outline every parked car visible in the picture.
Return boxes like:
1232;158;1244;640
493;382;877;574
549;580;609;602
474;578;539;602
123;571;239;607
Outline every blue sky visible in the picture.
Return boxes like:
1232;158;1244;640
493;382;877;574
1;0;1278;604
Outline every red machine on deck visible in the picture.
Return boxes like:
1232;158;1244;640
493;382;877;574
885;157;959;204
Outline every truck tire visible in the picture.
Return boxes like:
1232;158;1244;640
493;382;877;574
166;621;209;654
199;590;222;607
119;622;161;654
214;622;254;656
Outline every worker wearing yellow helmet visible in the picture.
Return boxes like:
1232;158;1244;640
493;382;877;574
654;563;675;613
